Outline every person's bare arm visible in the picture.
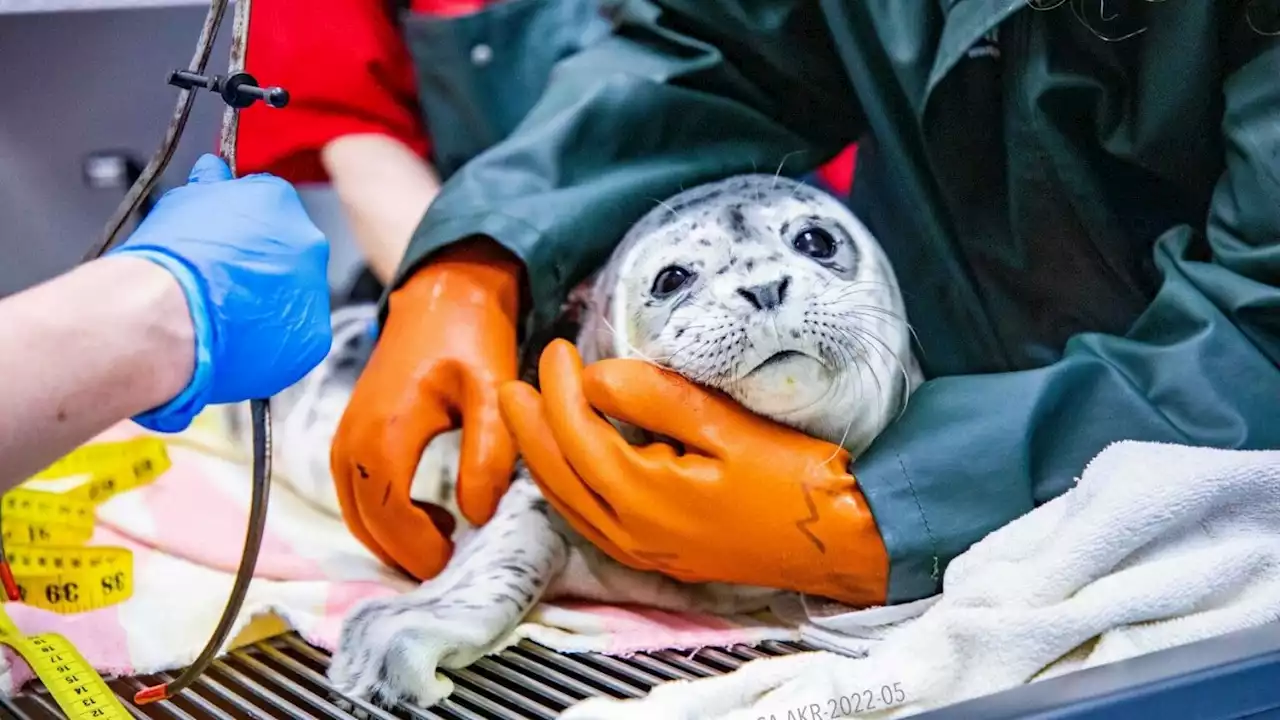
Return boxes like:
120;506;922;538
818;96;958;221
322;133;441;285
0;256;194;488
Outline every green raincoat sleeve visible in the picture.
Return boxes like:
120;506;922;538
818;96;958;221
854;17;1280;603
390;0;863;331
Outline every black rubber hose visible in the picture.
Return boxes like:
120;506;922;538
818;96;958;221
58;0;278;705
136;399;272;702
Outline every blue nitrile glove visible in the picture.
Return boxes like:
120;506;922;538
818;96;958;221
109;154;332;432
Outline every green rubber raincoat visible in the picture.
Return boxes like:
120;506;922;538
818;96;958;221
393;0;1280;604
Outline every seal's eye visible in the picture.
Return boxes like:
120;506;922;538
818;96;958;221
792;228;836;259
651;266;693;298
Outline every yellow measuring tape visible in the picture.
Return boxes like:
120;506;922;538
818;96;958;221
0;437;171;719
0;614;130;720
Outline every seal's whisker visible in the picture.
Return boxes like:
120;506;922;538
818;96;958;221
665;328;734;377
770;151;805;191
599;313;665;368
817;280;901;300
811;300;916;351
788;177;814;200
814;325;861;386
840;325;906;374
648;197;688;226
813;332;865;462
829;324;906;390
844;331;910;422
842;329;888;402
826;304;910;324
824;304;924;353
844;306;922;356
837;325;913;419
821;410;861;465
664;337;716;368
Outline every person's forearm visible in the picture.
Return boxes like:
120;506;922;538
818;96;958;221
322;133;441;285
0;256;194;490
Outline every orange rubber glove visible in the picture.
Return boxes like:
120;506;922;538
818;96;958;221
331;238;521;579
498;340;890;607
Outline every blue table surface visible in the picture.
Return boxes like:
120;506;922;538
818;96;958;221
914;621;1280;720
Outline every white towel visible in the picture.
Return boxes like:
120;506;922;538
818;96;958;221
561;441;1280;719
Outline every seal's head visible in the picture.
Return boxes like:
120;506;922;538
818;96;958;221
578;174;921;456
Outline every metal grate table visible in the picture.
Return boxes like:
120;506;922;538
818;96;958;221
1;634;814;719
10;621;1280;719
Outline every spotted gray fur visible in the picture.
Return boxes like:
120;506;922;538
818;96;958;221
328;175;923;708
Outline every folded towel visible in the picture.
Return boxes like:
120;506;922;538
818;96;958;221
562;441;1280;719
508;601;798;656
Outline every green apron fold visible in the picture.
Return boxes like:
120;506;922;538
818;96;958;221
400;0;611;179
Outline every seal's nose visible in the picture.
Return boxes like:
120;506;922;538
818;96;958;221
736;276;790;310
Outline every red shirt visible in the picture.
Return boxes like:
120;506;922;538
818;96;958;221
817;144;856;197
237;0;853;196
237;1;491;183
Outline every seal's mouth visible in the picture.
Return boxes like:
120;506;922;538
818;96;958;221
730;349;835;417
746;350;812;376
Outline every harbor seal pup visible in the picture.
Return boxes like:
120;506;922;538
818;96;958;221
328;174;923;707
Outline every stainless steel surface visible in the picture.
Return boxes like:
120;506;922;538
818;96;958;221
2;633;814;719
0;1;227;15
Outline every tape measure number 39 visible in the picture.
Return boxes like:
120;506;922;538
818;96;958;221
0;437;172;719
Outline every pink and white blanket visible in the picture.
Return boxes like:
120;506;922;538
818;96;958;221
0;419;798;695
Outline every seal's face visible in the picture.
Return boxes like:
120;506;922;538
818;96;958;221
595;175;918;453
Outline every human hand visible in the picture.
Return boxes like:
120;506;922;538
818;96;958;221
498;340;889;606
109;154;331;432
330;239;521;579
